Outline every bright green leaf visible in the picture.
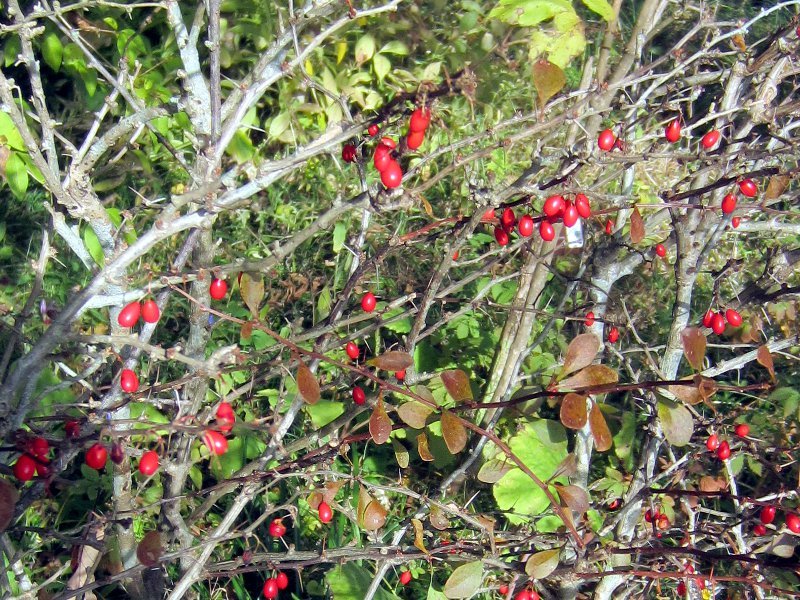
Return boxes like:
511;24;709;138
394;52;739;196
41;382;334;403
443;561;483;599
332;222;346;254
373;53;391;82
657;400;693;447
306;400;345;429
582;0;614;21
41;33;63;71
380;41;409;55
268;112;292;140
5;151;28;199
489;0;574;26
355;34;376;64
0;112;25;150
327;563;399;600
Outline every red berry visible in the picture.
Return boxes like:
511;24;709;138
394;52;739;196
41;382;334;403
501;207;516;230
716;440;731;460
117;301;141;328
216;402;235;432
35;462;50;477
738;178;757;197
706;434;719;451
85;443;108;470
607;498;621;510
655;244;666;258
65;420;80;438
499;584;509;595
379;136;397;150
677;581;687;596
515;591;532;600
120;369;139;393
702;310;714;328
141;299;160;324
598;128;616;151
399;570;412;585
209;278;228;300
409;107;431;132
731;216;741;228
452;250;459;261
395;369;406;381
341;144;357;163
711;312;726;335
263;578;279;599
373;143;393;172
481;208;496;222
518;215;534;237
345;341;360;360
734;423;750;437
644;509;654;522
380;159;403;188
753;524;767;536
269;518;287;538
608;326;619;343
656;514;670;530
539;220;555;241
786;513;800;533
605;219;613;235
202;430;228;456
574;193;591;219
30;437;49;459
701;130;720;149
562;202;579;227
352;386;366;405
367;124;379;137
406;130;425;150
494;226;510;246
318;501;333;523
665;118;681;143
584;311;595;326
361;292;377;312
543;195;565;218
13;453;37;481
761;505;777;525
276;572;289;590
725;309;742;327
721;193;737;215
138;450;159;476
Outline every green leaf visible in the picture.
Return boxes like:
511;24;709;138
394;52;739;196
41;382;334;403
332;222;346;254
317;286;332;320
657;400;693;447
0;112;26;150
3;36;20;67
582;0;614;21
489;0;573;26
380;41;409;55
444;561;483;599
41;33;63;71
354;34;376;64
226;129;255;163
532;59;566;108
373;53;391;82
307;400;344;429
327;564;399;600
209;436;245;480
81;68;98;96
268;112;292;140
4;151;28;199
772;387;800;419
493;420;568;523
525;548;560;579
188;465;203;489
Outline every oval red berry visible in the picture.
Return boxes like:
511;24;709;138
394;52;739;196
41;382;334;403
117;301;141;328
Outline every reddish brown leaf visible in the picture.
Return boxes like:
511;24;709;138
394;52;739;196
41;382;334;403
429;503;449;530
757;345;776;381
532;59;566;109
440;369;473;401
560;393;588;430
397;401;433;429
560;333;601;378
667;376;717;406
411;518;429;554
297;363;320;404
558;365;618;392
441;410;467;454
694;375;718;402
589;402;612;452
414;385;437;406
550;453;578;481
477;458;513;483
136;531;162;567
630;206;644;244
357;486;387;531
368;350;413;371
417;433;434;461
369;398;392;444
699;475;728;493
525;548;560;579
239;273;264;318
555;484;590;514
765;174;789;200
681;327;707;371
0;478;18;533
240;321;253;341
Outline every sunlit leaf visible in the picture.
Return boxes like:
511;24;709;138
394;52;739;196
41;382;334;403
765;174;789;200
681;327;706;371
369;398;392;444
440;369;473;401
477;458;513;483
417;433;434;461
355;34;376;64
411;518;429;554
699;475;727;492
582;0;614;21
525;548;560;579
560;393;588;429
392;438;409;469
397;401;433;429
554;484;590;514
368;351;413;371
757;345;776;381
443;561;483;599
356;486;387;532
558;365;618;391
630;206;644;244
658;400;693;447
560;333;601;378
239;273;264;318
429;504;449;530
550;453;578;481
441;410;467;454
532;59;565;109
589;402;612;452
297;363;321;404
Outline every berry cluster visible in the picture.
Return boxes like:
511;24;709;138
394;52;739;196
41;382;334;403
702;307;742;335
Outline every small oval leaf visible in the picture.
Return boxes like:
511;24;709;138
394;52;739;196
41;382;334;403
392;438;409;469
555;484;590;514
630;206;644;244
444;561;483;599
397;401;433;429
297;363;321;404
560;333;601;378
417;433;434;461
757;345;776;381
681;327;706;371
369;398;392;444
136;531;162;567
560;394;588;429
441;369;473;401
429;503;449;530
441;410;467;454
525;548;560;579
239;273;265;318
477;458;513;483
368;350;413;371
411;518;429;554
558;365;618;392
532;60;566;109
658;400;694;447
362;500;387;531
589;402;613;452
